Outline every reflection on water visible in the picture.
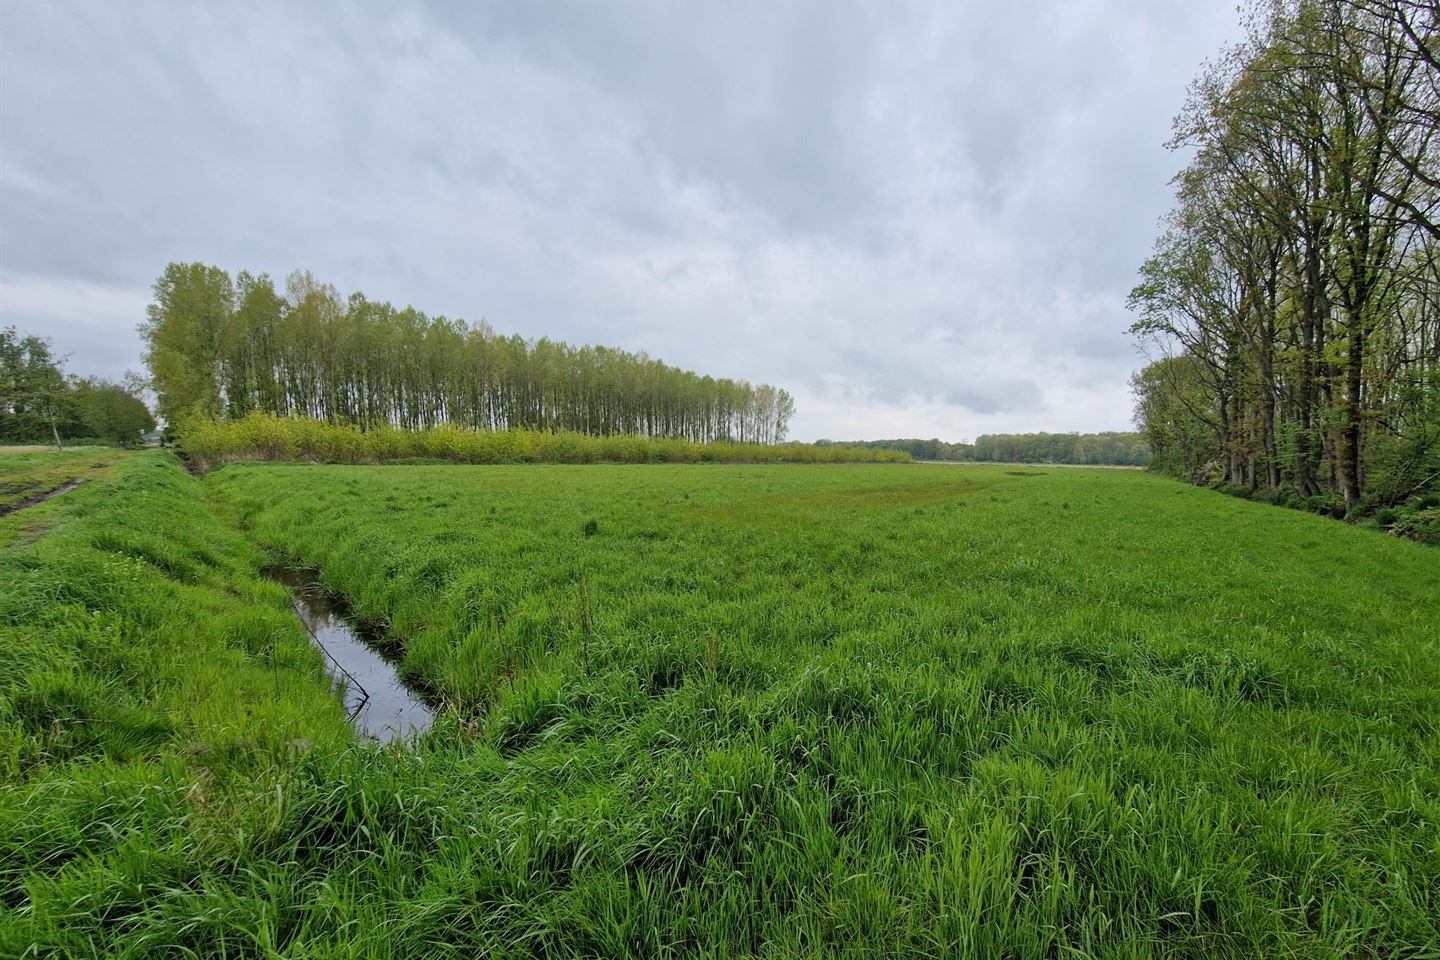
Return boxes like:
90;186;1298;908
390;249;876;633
263;565;433;744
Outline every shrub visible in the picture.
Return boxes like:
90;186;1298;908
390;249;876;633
1391;506;1440;545
1314;495;1346;519
176;414;912;470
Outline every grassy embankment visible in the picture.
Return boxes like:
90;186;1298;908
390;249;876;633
0;452;351;957
4;452;1439;956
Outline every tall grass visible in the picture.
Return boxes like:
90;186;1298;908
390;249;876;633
0;453;353;957
4;455;1438;956
180;413;912;471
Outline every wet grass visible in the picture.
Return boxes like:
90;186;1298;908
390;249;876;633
3;454;1439;957
0;448;128;518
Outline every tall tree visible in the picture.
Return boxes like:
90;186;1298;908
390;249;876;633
139;263;234;426
1130;0;1439;514
0;327;73;449
69;378;157;445
142;263;797;444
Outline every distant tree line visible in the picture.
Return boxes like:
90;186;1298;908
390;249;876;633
141;264;796;444
815;433;1151;465
1129;0;1439;515
814;438;975;461
970;432;1152;465
0;327;155;447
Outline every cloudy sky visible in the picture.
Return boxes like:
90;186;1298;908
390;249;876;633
0;1;1238;441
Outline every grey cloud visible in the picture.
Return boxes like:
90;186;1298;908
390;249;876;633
940;382;1044;417
0;0;1239;439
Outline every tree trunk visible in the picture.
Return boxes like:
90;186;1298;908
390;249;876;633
1339;319;1364;514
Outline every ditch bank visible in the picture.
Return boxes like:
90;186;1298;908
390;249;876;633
263;564;434;744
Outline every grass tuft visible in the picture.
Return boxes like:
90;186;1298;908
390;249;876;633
3;455;1438;956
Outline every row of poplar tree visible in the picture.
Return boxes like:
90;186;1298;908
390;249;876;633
142;264;796;444
1128;0;1439;514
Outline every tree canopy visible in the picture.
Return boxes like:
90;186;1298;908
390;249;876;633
1129;0;1439;513
0;327;155;448
141;264;796;444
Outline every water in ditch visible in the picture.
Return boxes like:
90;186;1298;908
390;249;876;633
264;565;433;744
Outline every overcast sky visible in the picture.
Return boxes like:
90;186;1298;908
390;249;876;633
0;1;1239;441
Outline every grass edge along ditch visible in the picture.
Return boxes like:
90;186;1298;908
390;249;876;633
3;452;1440;957
0;452;358;954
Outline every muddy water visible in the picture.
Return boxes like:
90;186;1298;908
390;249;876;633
264;565;433;744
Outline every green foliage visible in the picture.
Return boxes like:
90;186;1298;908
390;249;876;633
5;455;1438;955
0;326;73;446
817;434;1151;466
969;431;1150;466
1389;506;1440;545
139;262;234;425
1361;371;1440;509
1128;2;1439;514
814;437;977;460
65;377;157;446
1211;483;1351;520
1;327;156;449
177;413;910;470
1130;357;1218;479
142;262;798;444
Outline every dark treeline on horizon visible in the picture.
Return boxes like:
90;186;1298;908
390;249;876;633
142;263;796;444
816;432;1151;466
1129;0;1438;514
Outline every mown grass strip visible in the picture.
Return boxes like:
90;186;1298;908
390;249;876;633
0;448;128;512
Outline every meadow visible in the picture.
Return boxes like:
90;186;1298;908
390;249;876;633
0;447;128;517
3;452;1438;957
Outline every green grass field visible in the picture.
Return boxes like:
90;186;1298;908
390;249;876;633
3;452;1438;957
0;447;127;517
